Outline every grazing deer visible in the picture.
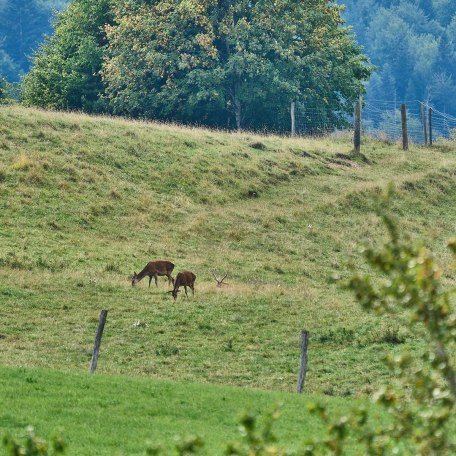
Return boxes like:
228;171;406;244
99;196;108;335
212;271;228;288
131;260;175;287
168;271;196;300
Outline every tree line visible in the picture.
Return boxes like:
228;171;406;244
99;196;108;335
18;0;370;131
3;0;456;127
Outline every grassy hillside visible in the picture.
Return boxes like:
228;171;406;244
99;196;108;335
0;105;456;399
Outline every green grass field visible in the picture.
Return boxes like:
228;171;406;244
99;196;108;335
1;366;363;455
0;105;455;453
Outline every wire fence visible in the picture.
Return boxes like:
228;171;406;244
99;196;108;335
295;104;349;136
295;100;456;144
428;106;456;141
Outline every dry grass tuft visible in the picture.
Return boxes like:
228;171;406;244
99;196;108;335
11;154;33;171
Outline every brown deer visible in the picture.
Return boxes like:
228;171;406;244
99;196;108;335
212;271;228;288
131;260;175;287
168;271;196;300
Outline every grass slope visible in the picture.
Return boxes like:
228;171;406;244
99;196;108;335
0;105;456;397
0;366;353;455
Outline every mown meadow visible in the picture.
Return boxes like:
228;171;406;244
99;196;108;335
0;105;455;453
1;366;368;455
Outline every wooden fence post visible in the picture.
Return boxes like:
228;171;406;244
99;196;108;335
428;107;433;146
421;103;428;146
291;101;296;137
297;330;309;394
401;104;408;150
89;309;108;374
359;95;363;134
354;99;361;154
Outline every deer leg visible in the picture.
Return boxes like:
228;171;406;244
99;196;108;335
167;274;173;286
148;276;152;288
154;274;158;287
184;286;188;297
190;284;195;296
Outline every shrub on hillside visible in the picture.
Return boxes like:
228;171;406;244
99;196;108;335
307;188;455;453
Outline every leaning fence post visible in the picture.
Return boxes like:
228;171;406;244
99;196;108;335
401;104;408;150
297;330;309;394
89;309;108;374
291;101;296;137
354;99;361;154
421;103;428;146
428;107;433;146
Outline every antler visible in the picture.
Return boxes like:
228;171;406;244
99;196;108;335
212;271;228;287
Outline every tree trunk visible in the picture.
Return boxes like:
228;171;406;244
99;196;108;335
231;81;242;131
234;98;242;131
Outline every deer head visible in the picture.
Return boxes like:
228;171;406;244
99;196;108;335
131;272;139;286
212;271;228;288
167;289;181;300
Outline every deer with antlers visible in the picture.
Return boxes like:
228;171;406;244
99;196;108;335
212;271;228;288
131;260;175;287
168;271;196;300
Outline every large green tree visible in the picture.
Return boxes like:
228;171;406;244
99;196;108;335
102;0;370;130
21;0;112;111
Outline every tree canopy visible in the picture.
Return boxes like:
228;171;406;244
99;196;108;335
21;0;370;130
100;0;369;131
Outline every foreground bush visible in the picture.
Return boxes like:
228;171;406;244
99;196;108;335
303;190;455;454
2;426;65;456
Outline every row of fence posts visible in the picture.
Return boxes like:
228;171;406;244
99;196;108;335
353;98;434;152
291;99;435;150
88;310;311;394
